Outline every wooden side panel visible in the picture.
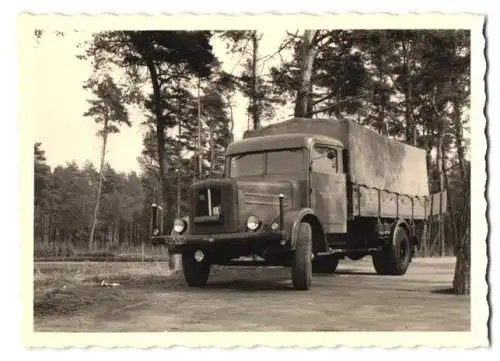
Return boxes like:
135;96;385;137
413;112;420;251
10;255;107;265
358;186;379;217
351;186;359;217
413;196;428;220
351;184;434;221
380;190;397;218
398;194;413;219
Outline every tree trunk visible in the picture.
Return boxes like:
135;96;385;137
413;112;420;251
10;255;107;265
453;223;470;295
436;123;445;257
43;212;49;244
176;169;181;217
378;62;385;134
196;76;202;179
441;147;456;256
106;223;112;249
294;30;318;118
176;120;181;217
401;40;416;146
306;81;314;117
421;121;431;257
129;221;133;249
378;31;387;135
146;59;181;272
146;60;168;209
209;128;215;176
114;218;120;248
229;101;235;144
451;96;470;294
88;120;108;251
335;89;341;118
452;98;467;187
251;31;259;130
405;76;414;145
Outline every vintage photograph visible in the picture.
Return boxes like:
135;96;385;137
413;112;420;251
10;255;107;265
19;13;487;348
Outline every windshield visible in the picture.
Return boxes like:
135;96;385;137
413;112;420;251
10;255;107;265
229;148;305;178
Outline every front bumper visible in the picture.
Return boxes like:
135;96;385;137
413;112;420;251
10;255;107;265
151;230;287;254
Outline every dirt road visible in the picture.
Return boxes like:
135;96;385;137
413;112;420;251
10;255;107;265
34;257;470;332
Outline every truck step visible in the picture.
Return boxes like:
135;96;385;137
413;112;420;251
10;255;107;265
317;247;381;257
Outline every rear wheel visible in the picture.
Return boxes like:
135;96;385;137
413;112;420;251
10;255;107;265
312;254;339;274
372;226;412;276
291;222;313;290
182;251;211;287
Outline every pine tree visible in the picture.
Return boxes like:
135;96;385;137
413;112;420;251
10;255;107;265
83;74;130;250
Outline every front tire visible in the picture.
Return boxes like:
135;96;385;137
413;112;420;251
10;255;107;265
182;251;211;287
372;226;412;276
291;222;313;290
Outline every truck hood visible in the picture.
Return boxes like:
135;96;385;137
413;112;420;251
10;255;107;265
236;179;297;231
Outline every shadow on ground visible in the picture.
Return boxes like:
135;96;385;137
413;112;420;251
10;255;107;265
201;279;294;292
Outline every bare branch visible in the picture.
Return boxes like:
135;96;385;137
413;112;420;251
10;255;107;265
309;95;367;116
285;30;300;39
312;91;336;106
258;35;294;67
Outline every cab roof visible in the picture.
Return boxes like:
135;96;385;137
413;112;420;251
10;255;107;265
226;132;344;156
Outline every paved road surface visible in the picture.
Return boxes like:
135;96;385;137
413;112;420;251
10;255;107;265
34;257;470;332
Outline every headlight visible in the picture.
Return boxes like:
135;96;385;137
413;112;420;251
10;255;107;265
152;228;160;236
173;218;186;234
246;215;260;231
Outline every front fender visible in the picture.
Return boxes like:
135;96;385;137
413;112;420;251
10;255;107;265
392;218;413;243
280;208;321;250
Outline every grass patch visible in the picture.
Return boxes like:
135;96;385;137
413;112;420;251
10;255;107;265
34;242;79;258
34;261;176;317
34;243;171;262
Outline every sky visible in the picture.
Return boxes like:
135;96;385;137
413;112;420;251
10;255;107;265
33;31;293;174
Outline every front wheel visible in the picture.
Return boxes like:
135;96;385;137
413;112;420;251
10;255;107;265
291;222;313;290
182;251;211;287
372;226;412;276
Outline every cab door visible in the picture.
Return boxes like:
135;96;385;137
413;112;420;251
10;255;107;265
310;143;347;234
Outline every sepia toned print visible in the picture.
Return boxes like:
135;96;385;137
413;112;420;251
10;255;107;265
19;13;487;348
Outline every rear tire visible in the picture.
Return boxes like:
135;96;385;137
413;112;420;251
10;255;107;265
291;222;313;290
312;254;339;274
372;226;412;276
182;251;211;287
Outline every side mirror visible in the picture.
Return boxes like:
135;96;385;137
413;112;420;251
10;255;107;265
326;150;336;160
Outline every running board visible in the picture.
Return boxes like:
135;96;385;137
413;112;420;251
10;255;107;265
317;247;381;257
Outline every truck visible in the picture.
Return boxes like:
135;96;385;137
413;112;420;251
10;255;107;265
150;117;445;291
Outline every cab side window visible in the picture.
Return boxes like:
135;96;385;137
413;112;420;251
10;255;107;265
312;144;338;174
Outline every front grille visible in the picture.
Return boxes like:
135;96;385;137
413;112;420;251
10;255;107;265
195;187;222;218
190;181;236;235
